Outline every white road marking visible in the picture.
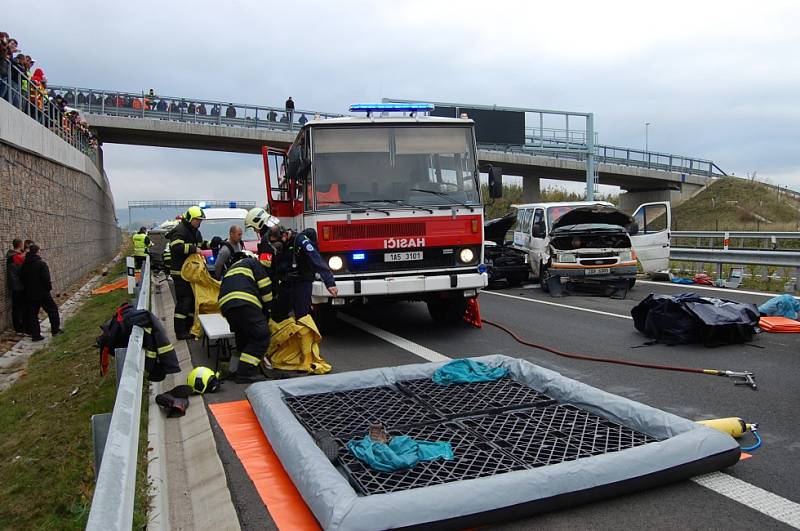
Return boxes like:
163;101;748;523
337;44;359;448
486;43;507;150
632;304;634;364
482;290;633;320
637;280;798;300
691;472;800;528
337;313;450;362
343;311;800;528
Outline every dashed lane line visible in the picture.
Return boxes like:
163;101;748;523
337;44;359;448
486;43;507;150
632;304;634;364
482;290;633;320
341;312;800;529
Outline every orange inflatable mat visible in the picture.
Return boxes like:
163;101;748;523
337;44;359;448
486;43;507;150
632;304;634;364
759;316;800;333
91;273;140;295
208;400;320;531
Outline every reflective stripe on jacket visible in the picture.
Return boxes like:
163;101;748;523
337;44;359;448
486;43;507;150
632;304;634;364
218;257;273;315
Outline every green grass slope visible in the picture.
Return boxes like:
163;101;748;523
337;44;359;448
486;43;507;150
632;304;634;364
672;177;800;231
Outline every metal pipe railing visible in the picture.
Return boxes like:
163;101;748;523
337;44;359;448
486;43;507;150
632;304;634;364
48;84;345;134
86;255;150;530
0;60;98;165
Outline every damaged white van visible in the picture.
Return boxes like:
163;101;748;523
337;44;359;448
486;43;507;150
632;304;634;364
512;201;671;297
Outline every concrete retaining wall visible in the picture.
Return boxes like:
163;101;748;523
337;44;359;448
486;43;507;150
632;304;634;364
0;99;120;331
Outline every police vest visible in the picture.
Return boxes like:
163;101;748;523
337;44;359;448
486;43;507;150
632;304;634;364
132;233;148;257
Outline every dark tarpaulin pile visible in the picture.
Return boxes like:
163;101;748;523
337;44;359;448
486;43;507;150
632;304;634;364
631;293;760;346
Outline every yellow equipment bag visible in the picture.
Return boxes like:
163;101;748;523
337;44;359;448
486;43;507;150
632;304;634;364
181;254;221;338
267;315;332;374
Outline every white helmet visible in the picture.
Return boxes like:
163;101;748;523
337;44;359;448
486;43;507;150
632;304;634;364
245;207;280;232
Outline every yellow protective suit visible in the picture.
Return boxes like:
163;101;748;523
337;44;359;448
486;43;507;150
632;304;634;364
267;315;332;374
180;254;221;338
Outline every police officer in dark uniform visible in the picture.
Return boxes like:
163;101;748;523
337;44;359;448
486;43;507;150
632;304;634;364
169;206;210;339
218;253;273;383
269;225;338;322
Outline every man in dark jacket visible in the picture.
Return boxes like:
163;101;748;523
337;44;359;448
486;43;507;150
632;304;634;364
20;244;61;341
6;239;26;333
169;206;209;339
270;226;337;322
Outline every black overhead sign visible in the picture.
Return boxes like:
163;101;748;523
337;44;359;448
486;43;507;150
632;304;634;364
431;106;525;146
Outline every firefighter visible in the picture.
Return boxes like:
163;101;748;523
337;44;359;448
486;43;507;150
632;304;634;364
131;227;151;270
269;225;338;322
244;207;281;257
169;206;210;339
218;253;273;383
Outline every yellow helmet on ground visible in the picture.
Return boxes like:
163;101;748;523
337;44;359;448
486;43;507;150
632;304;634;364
184;205;206;222
187;366;221;393
245;207;280;232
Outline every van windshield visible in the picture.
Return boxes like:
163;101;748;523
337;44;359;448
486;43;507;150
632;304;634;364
546;206;577;227
311;126;480;210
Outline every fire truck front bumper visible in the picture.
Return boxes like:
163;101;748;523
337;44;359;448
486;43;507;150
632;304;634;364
311;272;488;303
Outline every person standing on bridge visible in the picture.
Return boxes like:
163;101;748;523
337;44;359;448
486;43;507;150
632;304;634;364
285;96;295;124
169;206;210;340
131;227;151;271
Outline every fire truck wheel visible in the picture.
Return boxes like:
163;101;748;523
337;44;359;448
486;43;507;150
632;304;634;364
427;297;469;324
314;304;339;333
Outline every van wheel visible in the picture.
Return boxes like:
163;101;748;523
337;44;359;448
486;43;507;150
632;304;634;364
628;278;636;289
539;263;550;293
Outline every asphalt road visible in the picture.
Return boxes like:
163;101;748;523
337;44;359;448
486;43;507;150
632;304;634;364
183;280;800;530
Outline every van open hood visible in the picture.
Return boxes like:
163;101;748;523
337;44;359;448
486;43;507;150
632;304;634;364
551;205;634;231
484;213;516;245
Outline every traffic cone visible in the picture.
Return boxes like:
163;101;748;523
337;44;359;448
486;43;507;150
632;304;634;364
462;297;482;328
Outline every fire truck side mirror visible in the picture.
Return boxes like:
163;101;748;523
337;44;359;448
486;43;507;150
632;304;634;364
488;166;503;198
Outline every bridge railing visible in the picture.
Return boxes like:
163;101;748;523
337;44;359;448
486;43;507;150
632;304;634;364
86;255;150;530
1;64;99;165
48;85;345;133
483;134;726;178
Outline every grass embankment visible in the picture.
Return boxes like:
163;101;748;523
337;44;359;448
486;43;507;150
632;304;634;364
673;177;800;232
0;252;150;529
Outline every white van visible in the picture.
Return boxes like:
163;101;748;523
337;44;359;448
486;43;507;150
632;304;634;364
512;201;671;292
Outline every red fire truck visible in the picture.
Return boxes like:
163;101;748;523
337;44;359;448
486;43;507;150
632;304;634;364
262;103;496;323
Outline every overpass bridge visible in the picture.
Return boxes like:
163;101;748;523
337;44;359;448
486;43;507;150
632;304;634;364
50;86;727;210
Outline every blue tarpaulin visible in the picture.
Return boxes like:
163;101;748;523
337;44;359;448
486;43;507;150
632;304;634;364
758;294;800;320
347;435;454;472
432;359;508;385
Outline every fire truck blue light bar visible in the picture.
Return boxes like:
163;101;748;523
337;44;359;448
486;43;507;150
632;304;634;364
349;103;435;113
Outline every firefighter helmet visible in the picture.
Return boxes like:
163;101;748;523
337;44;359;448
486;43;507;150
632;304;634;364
184;205;206;222
187;366;221;393
245;207;280;232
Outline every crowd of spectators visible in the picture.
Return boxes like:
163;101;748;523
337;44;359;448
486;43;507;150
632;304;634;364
47;86;309;127
1;31;98;155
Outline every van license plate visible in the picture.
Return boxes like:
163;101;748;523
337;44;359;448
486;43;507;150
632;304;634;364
385;251;423;262
585;267;611;275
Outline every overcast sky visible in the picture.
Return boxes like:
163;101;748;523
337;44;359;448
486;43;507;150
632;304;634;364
7;1;800;208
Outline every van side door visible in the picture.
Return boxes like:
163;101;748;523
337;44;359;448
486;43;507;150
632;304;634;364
630;201;671;273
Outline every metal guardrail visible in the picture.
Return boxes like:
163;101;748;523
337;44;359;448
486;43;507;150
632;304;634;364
672;231;800;240
1;62;99;165
86;255;150;530
670;248;800;268
47;85;345;133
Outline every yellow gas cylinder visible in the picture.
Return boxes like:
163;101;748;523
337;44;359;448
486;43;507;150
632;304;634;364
696;417;752;438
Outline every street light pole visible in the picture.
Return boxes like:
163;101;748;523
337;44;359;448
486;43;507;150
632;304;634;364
645;122;651;152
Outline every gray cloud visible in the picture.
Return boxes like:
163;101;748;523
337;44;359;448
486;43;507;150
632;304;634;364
6;0;799;206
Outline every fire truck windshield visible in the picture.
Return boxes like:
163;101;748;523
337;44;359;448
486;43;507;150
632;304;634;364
311;126;480;210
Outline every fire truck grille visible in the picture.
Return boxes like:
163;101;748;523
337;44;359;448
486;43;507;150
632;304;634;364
330;222;426;241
